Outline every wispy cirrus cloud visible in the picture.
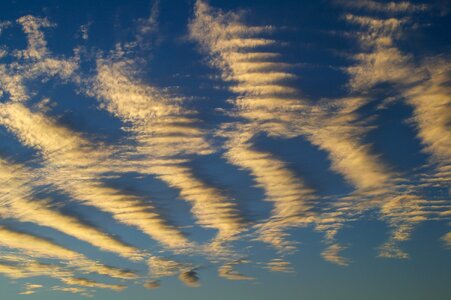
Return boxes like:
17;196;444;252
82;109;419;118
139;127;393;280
0;101;190;252
321;243;349;266
218;259;254;281
147;256;200;287
189;0;318;253
189;1;392;260
337;2;450;255
264;258;294;273
0;255;125;291
0;16;77;102
0;157;141;260
18;283;43;295
334;0;427;13
189;0;449;262
91;59;245;245
0;0;449;296
0;226;137;280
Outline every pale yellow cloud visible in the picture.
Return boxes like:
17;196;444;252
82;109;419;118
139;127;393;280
0;255;124;292
190;1;398;257
15;15;53;60
0;16;77;102
377;195;436;259
178;270;200;288
0;65;28;102
190;1;397;258
223;125;316;250
321;244;349;266
404;60;451;164
218;260;254;281
0;259;29;279
190;0;318;252
148;256;183;278
342;9;451;191
344;12;450;174
189;1;435;260
18;290;36;295
264;258;294;273
143;280;160;289
0;158;141;260
0;3;447;293
0;49;7;59
442;232;451;247
301;99;395;194
147;162;244;242
0;101;190;251
0;226;81;260
337;8;451;256
51;286;92;297
147;256;199;287
0;226;137;279
61;277;125;292
18;283;43;295
335;0;427;13
92;57;245;244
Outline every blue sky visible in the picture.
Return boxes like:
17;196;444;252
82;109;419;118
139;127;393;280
0;0;450;299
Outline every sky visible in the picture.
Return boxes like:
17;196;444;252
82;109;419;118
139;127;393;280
0;0;450;299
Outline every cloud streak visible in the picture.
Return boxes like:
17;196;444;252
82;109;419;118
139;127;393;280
90;45;245;247
0;0;449;295
0;101;190;252
189;0;318;252
0;158;141;260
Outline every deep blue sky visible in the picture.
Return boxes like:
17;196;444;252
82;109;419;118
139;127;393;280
0;0;450;299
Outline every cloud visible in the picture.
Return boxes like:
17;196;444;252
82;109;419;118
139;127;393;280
341;6;451;185
15;15;54;60
343;11;450;175
189;0;404;255
335;4;451;256
148;256;183;277
90;44;245;246
179;270;200;288
79;22;91;40
189;0;398;255
0;255;126;292
0;16;78;102
0;65;29;102
0;226;85;260
190;0;318;252
221;124;316;251
0;226;137;279
0;21;11;35
0;1;449;295
0;101;190;251
264;258;295;273
321;244;349;266
404;60;451;165
0;259;69;280
442;232;451;247
301;98;395;194
335;0;427;13
143;280;160;289
51;286;92;297
0;158;142;260
218;260;254;281
189;1;441;260
61;277;125;292
19;283;43;295
148;256;199;287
